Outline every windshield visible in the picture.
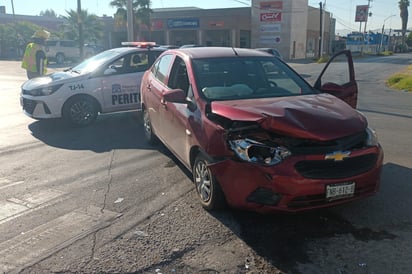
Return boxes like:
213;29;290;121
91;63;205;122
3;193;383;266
192;57;315;101
71;49;126;74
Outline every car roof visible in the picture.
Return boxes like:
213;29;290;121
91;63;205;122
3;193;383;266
171;47;271;59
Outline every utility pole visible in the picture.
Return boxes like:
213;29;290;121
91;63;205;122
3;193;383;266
77;0;84;59
363;0;372;33
319;1;323;58
320;0;326;57
127;0;134;41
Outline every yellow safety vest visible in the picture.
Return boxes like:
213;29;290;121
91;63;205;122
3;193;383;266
21;43;47;74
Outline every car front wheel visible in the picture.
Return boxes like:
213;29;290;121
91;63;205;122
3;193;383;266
143;108;157;144
63;96;98;127
193;154;225;210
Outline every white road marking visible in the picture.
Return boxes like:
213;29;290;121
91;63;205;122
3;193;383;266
0;178;25;191
0;206;121;273
0;188;66;225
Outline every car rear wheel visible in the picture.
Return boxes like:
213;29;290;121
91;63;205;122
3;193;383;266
143;108;157;144
56;53;65;64
193;154;225;210
63;96;98;127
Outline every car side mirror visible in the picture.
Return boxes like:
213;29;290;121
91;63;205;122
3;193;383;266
104;68;117;75
163;88;187;103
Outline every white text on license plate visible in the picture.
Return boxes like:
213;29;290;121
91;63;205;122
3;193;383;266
326;182;355;200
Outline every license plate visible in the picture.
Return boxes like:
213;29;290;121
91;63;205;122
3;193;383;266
326;182;355;200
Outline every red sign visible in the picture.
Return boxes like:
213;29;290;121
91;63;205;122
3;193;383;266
355;5;369;22
151;19;163;30
260;12;282;22
208;21;224;27
260;1;283;10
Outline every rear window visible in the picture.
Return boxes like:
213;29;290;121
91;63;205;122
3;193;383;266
60;41;76;47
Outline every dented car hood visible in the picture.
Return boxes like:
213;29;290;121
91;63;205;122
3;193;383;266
210;93;367;141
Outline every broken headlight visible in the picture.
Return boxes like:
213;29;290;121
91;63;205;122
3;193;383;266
229;138;291;166
366;127;379;146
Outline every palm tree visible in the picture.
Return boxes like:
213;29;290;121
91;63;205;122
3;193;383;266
399;0;410;51
60;9;104;44
39;9;57;17
110;0;152;40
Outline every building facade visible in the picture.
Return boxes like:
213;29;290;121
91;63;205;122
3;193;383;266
0;1;334;60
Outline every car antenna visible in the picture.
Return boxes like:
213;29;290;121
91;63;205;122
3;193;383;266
232;47;239;56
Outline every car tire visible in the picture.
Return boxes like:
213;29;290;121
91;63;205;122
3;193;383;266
56;53;65;64
143;108;157;144
193;153;226;211
63;96;98;127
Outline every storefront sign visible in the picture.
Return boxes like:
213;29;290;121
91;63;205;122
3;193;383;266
260;24;281;32
260;12;282;22
260;1;283;10
208;21;225;27
167;18;200;29
151;19;164;30
259;35;281;44
355;5;369;22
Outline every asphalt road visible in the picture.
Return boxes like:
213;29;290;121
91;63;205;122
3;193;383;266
0;54;411;274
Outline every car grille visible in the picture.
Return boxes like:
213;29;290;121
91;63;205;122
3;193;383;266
295;153;378;179
287;184;377;209
22;98;37;114
288;131;367;155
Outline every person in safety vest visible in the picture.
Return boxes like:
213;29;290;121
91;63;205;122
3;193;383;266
21;30;50;79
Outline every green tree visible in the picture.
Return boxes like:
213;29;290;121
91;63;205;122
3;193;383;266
0;21;55;58
60;9;104;44
399;0;410;51
109;0;152;40
40;9;57;17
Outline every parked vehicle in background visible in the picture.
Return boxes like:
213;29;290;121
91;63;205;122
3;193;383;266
45;40;95;64
21;43;165;126
140;47;383;213
179;44;203;48
255;48;283;59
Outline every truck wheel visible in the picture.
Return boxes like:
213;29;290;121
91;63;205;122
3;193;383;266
56;53;65;64
63;96;98;127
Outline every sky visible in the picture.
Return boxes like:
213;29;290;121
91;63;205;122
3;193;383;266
1;0;405;34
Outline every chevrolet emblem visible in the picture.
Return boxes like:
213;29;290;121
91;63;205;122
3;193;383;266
325;151;351;161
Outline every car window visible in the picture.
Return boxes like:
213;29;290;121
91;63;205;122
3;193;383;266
168;56;190;94
61;40;76;47
46;41;57;46
128;53;150;72
152;54;174;84
193;57;314;101
315;54;351;86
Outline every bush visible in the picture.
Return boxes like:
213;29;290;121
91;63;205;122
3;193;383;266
316;55;330;63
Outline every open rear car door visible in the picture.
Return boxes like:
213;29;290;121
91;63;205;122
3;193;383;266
314;50;358;108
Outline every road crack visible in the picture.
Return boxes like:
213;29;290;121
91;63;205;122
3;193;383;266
101;150;115;214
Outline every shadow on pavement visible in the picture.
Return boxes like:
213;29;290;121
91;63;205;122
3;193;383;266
208;162;410;273
28;111;153;153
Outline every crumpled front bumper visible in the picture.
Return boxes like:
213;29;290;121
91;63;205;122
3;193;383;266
208;146;384;213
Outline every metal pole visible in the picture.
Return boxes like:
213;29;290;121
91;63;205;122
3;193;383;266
320;0;326;56
127;0;134;41
77;0;84;59
380;15;395;53
318;2;323;58
11;0;15;21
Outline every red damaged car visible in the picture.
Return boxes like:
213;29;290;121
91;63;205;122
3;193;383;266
140;47;383;213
